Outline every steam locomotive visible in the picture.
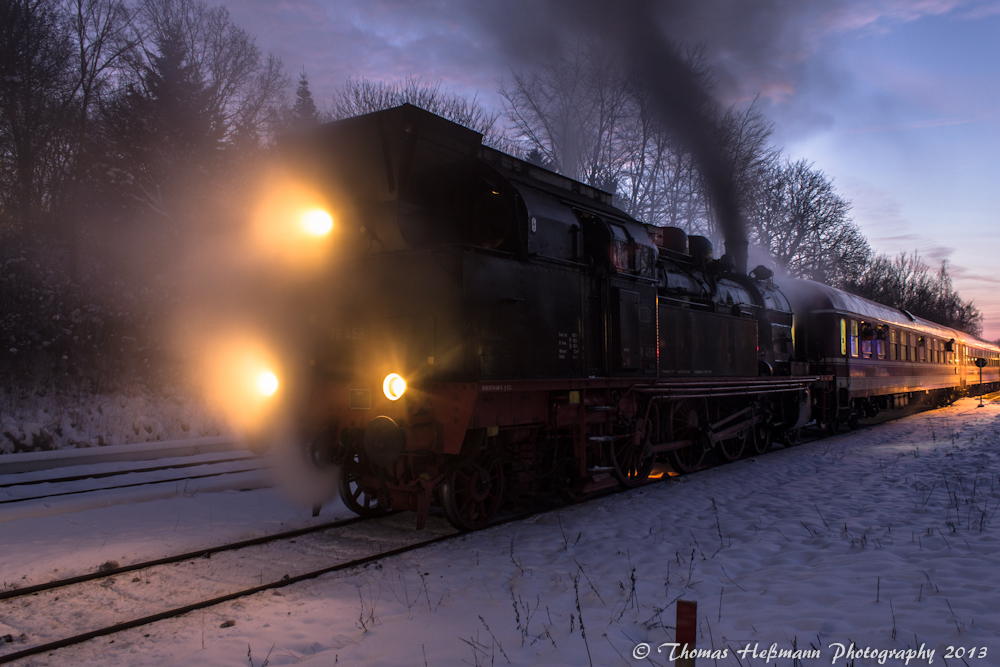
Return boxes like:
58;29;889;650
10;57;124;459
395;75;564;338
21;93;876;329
255;104;1000;531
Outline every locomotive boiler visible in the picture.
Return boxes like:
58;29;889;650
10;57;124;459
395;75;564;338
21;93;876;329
253;104;827;530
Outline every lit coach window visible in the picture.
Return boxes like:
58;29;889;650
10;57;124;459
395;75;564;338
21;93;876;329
383;373;406;401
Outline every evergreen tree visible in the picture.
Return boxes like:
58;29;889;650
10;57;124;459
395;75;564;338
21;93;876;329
290;69;319;128
98;24;224;228
144;26;224;167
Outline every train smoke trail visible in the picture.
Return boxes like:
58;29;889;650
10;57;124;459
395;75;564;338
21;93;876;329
473;0;833;273
600;0;748;272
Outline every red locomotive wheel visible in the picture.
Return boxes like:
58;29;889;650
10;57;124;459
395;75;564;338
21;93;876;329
749;421;772;456
338;454;389;518
611;409;655;487
668;399;707;474
439;455;505;531
716;428;747;462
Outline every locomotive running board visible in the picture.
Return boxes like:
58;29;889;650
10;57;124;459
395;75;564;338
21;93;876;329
632;376;826;399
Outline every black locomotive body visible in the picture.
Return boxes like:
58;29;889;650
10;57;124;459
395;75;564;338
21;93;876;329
263;104;998;530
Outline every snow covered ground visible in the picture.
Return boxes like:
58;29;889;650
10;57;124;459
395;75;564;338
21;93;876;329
4;397;1000;666
0;387;228;453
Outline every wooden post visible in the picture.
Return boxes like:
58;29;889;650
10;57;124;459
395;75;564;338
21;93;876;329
676;599;697;666
976;358;987;407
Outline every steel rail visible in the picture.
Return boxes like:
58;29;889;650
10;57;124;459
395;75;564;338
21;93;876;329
0;467;266;505
0;514;385;603
0;455;258;489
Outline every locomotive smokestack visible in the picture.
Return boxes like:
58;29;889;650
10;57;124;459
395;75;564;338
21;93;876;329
727;238;749;275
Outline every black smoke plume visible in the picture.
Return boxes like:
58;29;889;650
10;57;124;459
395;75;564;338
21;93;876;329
470;0;828;273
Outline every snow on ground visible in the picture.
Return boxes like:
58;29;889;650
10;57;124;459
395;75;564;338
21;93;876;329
5;398;1000;666
0;387;228;453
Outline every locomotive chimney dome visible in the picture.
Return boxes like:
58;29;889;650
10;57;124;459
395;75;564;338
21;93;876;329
660;226;688;254
688;235;713;261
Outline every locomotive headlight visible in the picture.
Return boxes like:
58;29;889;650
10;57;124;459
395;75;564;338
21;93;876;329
256;371;279;397
382;373;406;401
301;208;333;236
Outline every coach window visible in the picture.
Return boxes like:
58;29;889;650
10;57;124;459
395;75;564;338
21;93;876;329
876;325;886;359
918;336;926;362
840;319;847;356
910;333;918;362
860;322;872;358
850;320;859;357
889;329;898;360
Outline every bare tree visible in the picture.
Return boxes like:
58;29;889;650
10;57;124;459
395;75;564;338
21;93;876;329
332;75;509;151
0;0;76;233
844;252;983;335
746;158;869;285
61;0;141;272
499;42;630;185
498;44;775;253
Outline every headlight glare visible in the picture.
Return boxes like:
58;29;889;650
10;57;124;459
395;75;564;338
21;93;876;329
382;373;406;401
301;208;333;236
256;371;279;396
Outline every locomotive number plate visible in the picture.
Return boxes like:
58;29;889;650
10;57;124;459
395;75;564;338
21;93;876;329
349;389;372;409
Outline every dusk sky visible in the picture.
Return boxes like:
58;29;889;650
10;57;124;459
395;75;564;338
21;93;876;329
224;0;1000;339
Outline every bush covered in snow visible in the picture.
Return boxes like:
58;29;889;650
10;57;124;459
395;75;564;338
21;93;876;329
0;235;227;452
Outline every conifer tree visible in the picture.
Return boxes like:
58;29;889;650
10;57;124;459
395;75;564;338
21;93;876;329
290;68;319;128
99;24;224;227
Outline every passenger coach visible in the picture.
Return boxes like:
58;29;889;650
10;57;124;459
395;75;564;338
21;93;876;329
784;280;1000;430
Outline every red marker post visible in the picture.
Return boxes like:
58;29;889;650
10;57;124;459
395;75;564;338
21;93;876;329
676;600;697;667
976;358;987;407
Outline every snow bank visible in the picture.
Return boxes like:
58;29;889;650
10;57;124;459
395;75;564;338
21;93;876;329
0;386;227;453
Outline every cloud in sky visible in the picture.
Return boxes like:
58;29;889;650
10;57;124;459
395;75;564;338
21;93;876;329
225;0;994;144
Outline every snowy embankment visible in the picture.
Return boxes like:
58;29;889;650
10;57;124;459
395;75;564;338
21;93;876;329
4;398;1000;666
0;387;227;453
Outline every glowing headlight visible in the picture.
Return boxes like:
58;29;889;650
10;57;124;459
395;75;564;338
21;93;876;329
301;208;333;236
382;373;406;401
256;371;279;396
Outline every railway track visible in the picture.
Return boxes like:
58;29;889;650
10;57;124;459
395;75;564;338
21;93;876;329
0;454;265;506
0;509;462;664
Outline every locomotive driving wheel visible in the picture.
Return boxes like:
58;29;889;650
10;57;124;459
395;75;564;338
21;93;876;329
715;418;748;462
439;453;505;531
668;399;708;474
338;453;389;518
610;407;656;487
749;420;772;456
